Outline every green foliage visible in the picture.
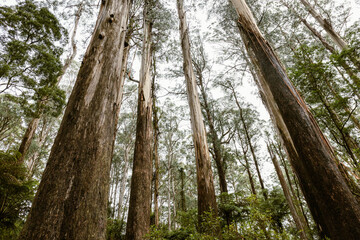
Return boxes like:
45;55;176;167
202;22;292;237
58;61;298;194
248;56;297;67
0;151;36;239
0;0;67;118
106;218;126;240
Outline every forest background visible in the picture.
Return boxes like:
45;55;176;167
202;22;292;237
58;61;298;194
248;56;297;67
0;0;360;239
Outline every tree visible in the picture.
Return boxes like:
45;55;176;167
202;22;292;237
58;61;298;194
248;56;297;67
18;0;132;239
126;0;154;238
0;1;67;162
230;0;360;238
176;0;219;230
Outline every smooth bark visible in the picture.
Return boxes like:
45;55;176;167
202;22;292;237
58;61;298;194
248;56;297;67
19;1;131;239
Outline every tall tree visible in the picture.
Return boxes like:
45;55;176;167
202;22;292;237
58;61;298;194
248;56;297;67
229;0;360;238
126;0;154;239
19;0;132;239
176;0;218;228
267;143;309;240
192;46;228;194
299;0;348;51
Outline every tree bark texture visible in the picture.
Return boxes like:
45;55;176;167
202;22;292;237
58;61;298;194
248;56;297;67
177;0;218;225
268;145;309;240
19;1;131;239
230;0;360;239
126;2;153;239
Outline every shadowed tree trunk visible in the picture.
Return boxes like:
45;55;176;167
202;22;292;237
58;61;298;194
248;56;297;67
152;56;160;227
179;167;187;212
19;1;132;239
126;1;153;239
176;0;218;229
230;0;360;239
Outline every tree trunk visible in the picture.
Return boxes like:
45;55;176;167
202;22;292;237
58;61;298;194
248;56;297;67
238;135;257;195
230;0;360;238
282;0;360;98
118;146;130;219
195;64;228;193
27;118;52;178
17;118;40;163
299;0;348;51
152;57;160;227
167;154;172;231
179;168;187;212
232;86;267;199
18;1;132;239
126;2;153;239
268;144;309;240
177;0;218;227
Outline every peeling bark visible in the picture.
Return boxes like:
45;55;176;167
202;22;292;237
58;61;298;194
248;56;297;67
177;0;218;228
230;0;360;239
19;1;131;239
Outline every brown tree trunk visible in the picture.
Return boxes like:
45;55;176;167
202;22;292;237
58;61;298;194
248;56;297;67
152;57;160;227
17;118;40;163
18;1;132;239
177;0;218;228
230;0;360;239
268;144;309;240
125;2;153;239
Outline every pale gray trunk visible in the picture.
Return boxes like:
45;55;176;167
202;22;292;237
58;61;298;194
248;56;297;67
299;0;348;51
117;146;130;219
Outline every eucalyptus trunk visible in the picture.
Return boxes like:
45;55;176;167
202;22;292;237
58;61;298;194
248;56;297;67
299;0;348;51
177;0;218;228
230;0;360;238
19;1;131;239
126;1;153;239
268;145;309;240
